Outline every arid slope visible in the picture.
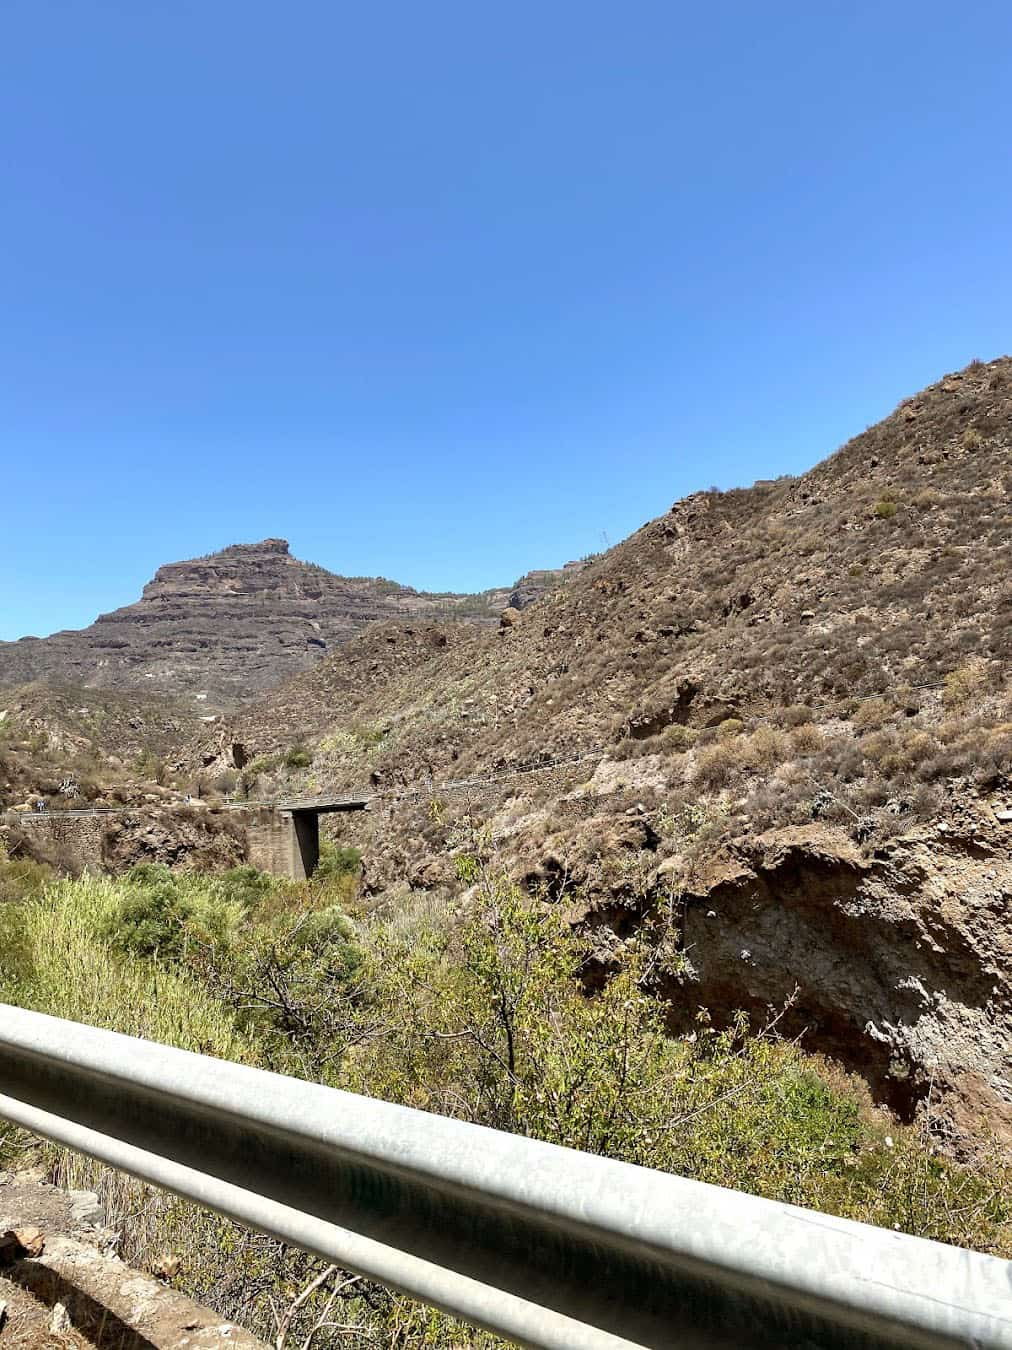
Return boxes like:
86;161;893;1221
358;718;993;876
201;358;1012;1145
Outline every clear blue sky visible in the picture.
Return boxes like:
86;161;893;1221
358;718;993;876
2;1;1010;640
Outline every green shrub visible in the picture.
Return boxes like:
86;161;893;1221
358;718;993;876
874;498;898;519
3;859;1011;1346
187;895;364;1077
100;865;246;960
0;874;256;1057
245;753;281;778
215;864;277;910
104;865;195;959
660;723;697;752
284;745;313;770
315;841;362;880
0;855;52;905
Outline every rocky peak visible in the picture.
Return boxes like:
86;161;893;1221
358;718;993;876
226;537;290;555
136;539;320;609
0;541;502;707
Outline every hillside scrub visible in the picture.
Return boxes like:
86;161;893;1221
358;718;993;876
0;871;260;1056
202;362;1012;861
0;684;201;813
0;831;51;903
0;852;1010;1348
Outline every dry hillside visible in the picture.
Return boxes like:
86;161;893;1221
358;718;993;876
206;356;1011;796
0;683;202;810
200;357;1012;1147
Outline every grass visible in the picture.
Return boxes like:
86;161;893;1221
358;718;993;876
0;872;257;1056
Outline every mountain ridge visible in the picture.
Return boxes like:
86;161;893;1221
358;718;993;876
0;538;577;708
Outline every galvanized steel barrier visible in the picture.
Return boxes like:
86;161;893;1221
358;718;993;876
0;1003;1009;1349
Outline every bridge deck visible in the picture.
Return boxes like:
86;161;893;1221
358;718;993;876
274;796;371;814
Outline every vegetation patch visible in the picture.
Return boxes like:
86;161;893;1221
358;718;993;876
0;839;1008;1347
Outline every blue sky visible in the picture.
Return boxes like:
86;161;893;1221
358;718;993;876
2;1;1010;640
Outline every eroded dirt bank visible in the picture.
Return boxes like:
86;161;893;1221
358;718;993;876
337;784;1012;1149
660;817;1011;1141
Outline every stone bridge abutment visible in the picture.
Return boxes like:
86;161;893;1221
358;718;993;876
244;807;321;881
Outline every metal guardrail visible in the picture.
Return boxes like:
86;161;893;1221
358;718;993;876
0;1004;1009;1350
7;797;369;821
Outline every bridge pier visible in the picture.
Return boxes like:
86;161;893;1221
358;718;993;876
243;797;369;881
244;809;318;881
288;810;319;881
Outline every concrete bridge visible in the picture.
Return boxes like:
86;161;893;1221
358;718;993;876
236;795;371;880
6;794;372;882
5;750;605;881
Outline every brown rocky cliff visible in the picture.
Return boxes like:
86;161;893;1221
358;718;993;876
0;539;529;709
663;819;1012;1141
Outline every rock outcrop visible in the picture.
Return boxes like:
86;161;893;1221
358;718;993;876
0;540;504;708
662;819;1012;1141
0;1174;267;1349
508;560;586;610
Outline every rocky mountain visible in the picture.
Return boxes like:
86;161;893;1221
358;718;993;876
198;357;1012;1147
0;539;575;709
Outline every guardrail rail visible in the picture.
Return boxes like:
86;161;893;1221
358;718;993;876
0;1004;1009;1349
